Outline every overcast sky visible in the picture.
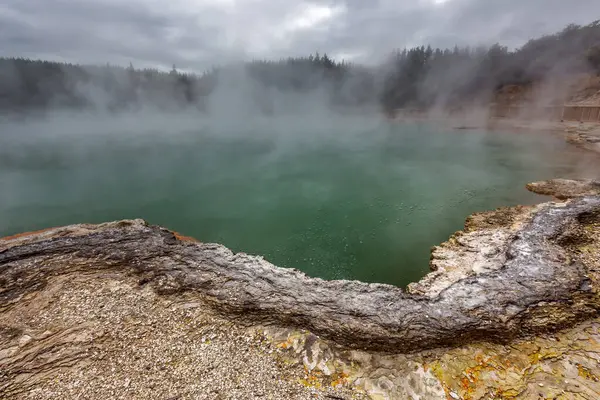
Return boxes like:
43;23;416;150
1;0;599;72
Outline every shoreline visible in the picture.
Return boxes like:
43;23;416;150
2;179;600;399
391;112;600;155
2;114;600;399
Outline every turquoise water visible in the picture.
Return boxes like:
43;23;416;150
0;113;594;286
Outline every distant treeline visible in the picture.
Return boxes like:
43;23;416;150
382;21;600;112
0;54;375;114
1;21;599;114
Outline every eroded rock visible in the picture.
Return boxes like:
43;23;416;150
2;195;600;353
566;129;600;154
527;178;600;199
1;180;600;399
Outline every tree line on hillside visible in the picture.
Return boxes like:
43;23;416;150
0;20;599;115
0;53;376;114
382;21;600;112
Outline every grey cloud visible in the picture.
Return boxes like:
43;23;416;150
1;0;599;72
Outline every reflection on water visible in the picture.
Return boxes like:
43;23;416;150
0;114;596;287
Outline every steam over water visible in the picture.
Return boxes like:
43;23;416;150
0;113;595;286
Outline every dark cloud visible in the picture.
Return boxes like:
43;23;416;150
1;0;599;72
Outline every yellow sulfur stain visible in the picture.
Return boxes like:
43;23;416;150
330;372;349;388
577;364;599;381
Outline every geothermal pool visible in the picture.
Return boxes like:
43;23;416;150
0;113;595;287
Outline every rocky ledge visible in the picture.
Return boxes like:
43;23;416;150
0;180;600;400
526;178;600;199
566;123;600;154
2;179;600;354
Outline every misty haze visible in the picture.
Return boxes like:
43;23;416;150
4;1;600;399
0;111;596;286
2;16;600;286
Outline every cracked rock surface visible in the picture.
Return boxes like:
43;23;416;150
526;178;600;200
566;122;600;155
1;179;600;399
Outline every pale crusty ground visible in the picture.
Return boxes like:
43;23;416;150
0;273;368;400
2;208;600;399
2;121;600;399
566;121;600;155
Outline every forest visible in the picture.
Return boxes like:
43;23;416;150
0;20;599;115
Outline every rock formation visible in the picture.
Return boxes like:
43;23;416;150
3;181;600;352
566;124;600;154
1;179;599;399
527;178;600;199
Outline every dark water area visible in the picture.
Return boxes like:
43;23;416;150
0;112;597;287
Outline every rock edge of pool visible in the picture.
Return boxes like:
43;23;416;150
2;178;600;351
0;179;600;399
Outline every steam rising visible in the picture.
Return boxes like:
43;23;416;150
1;20;599;286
